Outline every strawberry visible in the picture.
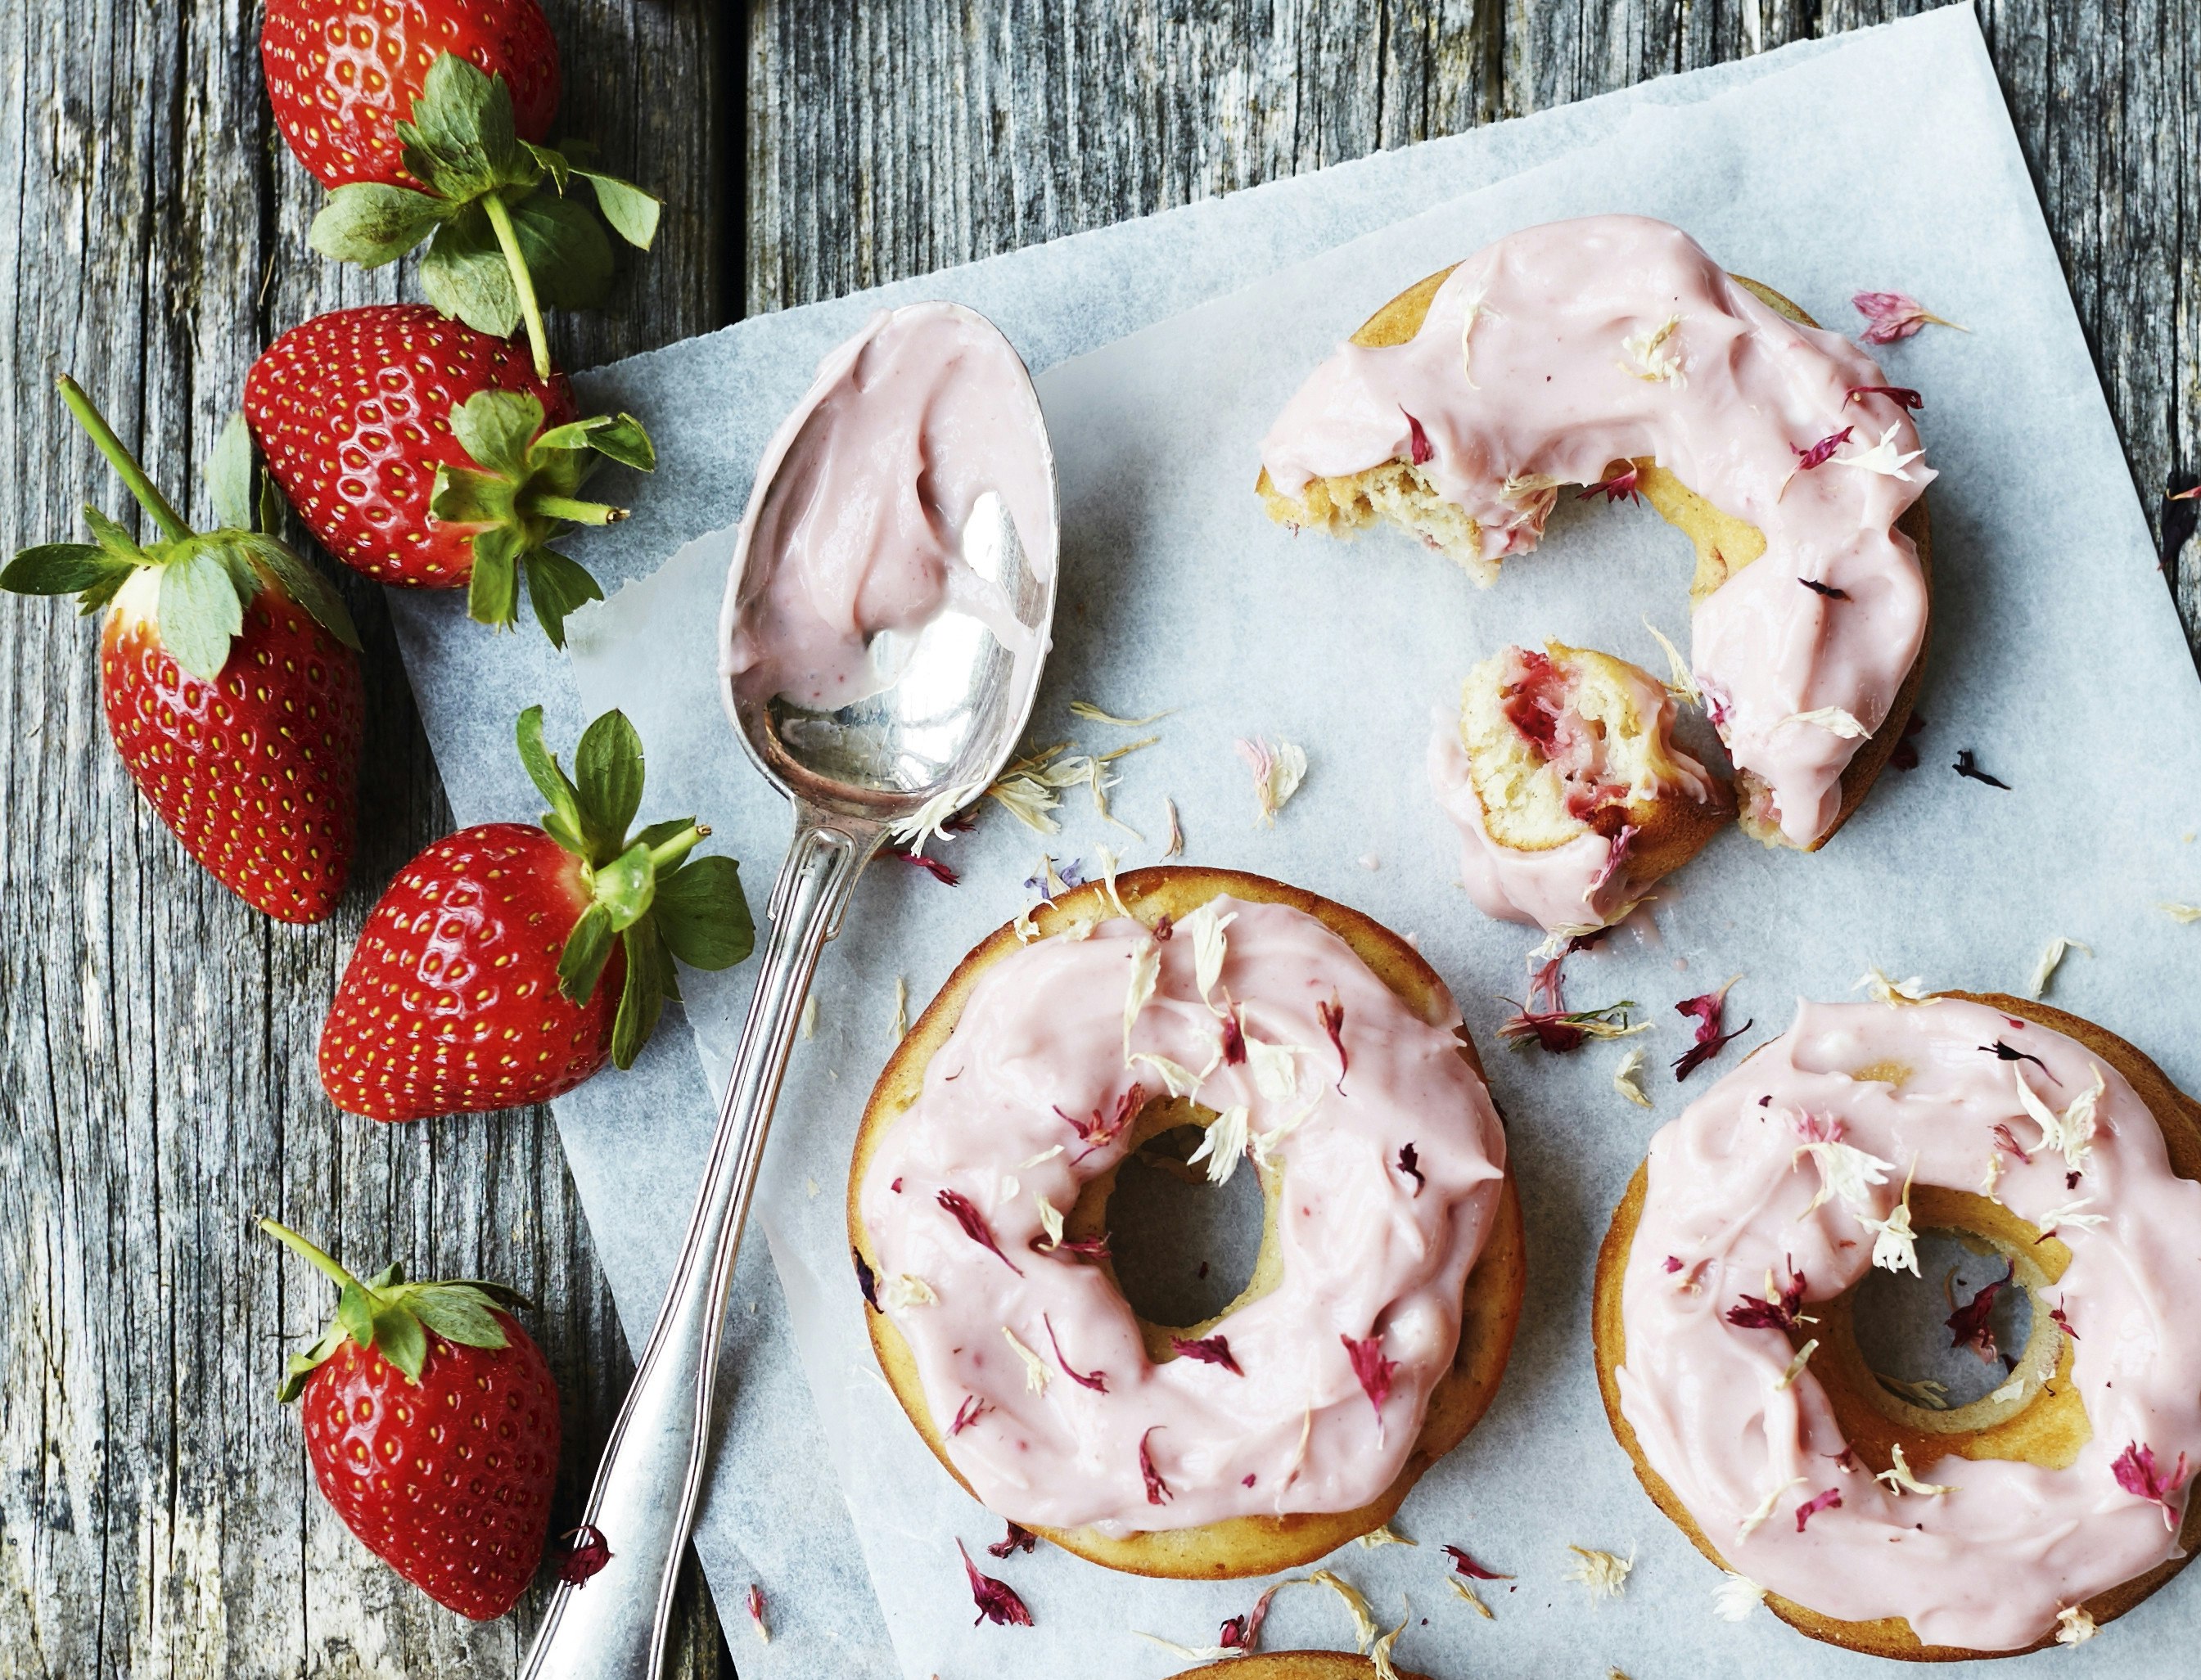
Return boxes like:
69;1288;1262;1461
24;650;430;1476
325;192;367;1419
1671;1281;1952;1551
260;1218;560;1620
2;378;363;922
261;0;561;191
245;304;654;646
320;705;754;1120
267;1;661;381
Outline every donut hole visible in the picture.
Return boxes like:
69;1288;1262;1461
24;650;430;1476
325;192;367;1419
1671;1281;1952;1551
1849;1230;2036;1411
1102;1124;1265;1329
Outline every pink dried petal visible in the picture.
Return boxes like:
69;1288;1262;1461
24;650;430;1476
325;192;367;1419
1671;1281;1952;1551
937;1188;1023;1276
1727;1264;1808;1332
1991;1122;2032;1164
1851;290;1961;345
1673;981;1750;1082
1795;1488;1842;1531
1032;1232;1113;1263
1586;825;1638;896
957;1538;1035;1627
1341;1331;1398;1420
1219;1583;1285;1651
1443;1544;1514;1581
1791;427;1854;471
1139;1427;1172;1506
987;1521;1038;1559
1798;577;1850;601
1791;1110;1845;1145
1055;1083;1146;1161
1220;1011;1247;1065
2050;1302;2079;1340
1578;464;1643;504
2112;1441;2190;1527
745;1583;768;1637
1044;1313;1108;1393
949;1394;992;1436
1402;409;1435;466
1152;912;1174;941
1846;384;1925;411
557;1525;613;1586
1316;994;1349;1088
1168;1333;1244;1376
895;846;960;885
1396;1142;1425;1196
1945;1264;2011;1362
853;1247;880;1312
1663;1254;1685;1273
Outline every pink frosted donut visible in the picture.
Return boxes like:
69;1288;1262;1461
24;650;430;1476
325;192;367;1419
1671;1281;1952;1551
1597;993;2201;1655
850;869;1518;1574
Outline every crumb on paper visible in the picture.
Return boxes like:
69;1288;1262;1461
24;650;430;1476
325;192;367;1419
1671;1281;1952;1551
1612;1047;1653;1109
800;993;818;1038
1358;853;1379;871
1236;736;1308;826
1563;1545;1634;1600
2027;935;2090;998
804;1177;819;1199
2160;901;2201;923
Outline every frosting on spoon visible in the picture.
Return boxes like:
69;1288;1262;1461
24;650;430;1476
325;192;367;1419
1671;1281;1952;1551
1619;998;2201;1649
1260;215;1929;847
721;302;1055;710
858;897;1507;1534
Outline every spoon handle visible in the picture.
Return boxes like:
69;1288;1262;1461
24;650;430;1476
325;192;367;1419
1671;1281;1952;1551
521;817;874;1680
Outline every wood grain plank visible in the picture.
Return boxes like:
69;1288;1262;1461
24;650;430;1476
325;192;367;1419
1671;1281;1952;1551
0;0;731;1674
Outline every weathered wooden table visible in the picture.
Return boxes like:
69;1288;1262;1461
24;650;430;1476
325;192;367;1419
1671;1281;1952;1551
2;2;2194;1673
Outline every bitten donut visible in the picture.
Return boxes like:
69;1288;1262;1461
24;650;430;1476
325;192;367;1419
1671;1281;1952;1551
1592;991;2201;1658
1429;641;1730;934
850;867;1525;1579
1257;214;1933;853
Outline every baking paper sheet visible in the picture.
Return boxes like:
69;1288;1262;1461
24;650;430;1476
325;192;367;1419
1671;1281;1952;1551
385;5;2201;1674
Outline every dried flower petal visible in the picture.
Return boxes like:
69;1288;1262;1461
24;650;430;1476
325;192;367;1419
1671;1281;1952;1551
1794;1488;1842;1531
1342;1331;1398;1421
744;1581;769;1642
1861;1159;1921;1276
1673;978;1750;1081
1396;1142;1425;1196
1775;1339;1820;1390
1851;291;1964;344
1357;1523;1415;1550
880;1272;937;1311
1316;994;1349;1087
2051;1300;2079;1340
1798;576;1851;601
853;1247;880;1312
1002;1326;1049;1394
1712;1572;1765;1621
1663;1254;1685;1273
1727;1265;1808;1332
1219;1009;1247;1065
1983;1038;2052;1074
1855;966;1933;1005
2055;1605;2097;1646
1218;1582;1287;1651
2112;1440;2190;1529
1621;314;1686;384
1946;1263;2011;1361
1179;902;1236;1005
1055;1083;1145;1162
2162;902;2201;924
1168;1333;1243;1375
1403;408;1435;466
986;1521;1037;1559
1236;736;1309;826
1129;1051;1199;1098
558;1525;613;1587
1370;1611;1409;1680
1791;427;1854;471
1308;1570;1378;1651
1737;1475;1806;1539
1611;1047;1653;1109
1642;618;1700;705
1846;384;1926;410
957;1538;1035;1628
2027;935;2090;998
894;845;960;885
1785;705;1871;739
1953;749;2010;788
1443;1544;1513;1581
1500;955;1645;1053
949;1394;991;1435
1139;1427;1172;1506
1069;699;1172;727
1186;1105;1252;1186
938;1188;1023;1275
1448;1575;1495;1619
1044;1313;1107;1392
1564;1545;1634;1598
1121;935;1161;1061
1579;464;1644;503
1876;1443;1959;1497
1162;798;1184;859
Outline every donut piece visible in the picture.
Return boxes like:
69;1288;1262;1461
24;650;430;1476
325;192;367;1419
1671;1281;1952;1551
1428;641;1730;933
1256;215;1933;854
850;867;1525;1579
1175;1655;1430;1680
1592;992;2201;1657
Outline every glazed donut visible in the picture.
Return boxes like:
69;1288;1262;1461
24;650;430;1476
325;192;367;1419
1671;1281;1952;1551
1175;1655;1429;1680
1428;640;1730;933
850;866;1525;1579
1592;991;2201;1657
1256;214;1932;853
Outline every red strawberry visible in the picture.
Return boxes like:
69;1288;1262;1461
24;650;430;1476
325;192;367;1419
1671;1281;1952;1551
320;705;754;1120
4;378;363;922
261;0;560;189
268;5;660;380
260;1218;560;1619
246;305;655;646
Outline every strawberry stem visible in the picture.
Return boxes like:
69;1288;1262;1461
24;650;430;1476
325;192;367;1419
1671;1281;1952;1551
645;822;706;872
258;1216;371;1299
521;492;628;526
56;376;192;543
481;192;553;381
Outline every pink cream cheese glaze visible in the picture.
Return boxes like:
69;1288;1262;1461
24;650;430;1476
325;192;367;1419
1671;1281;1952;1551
1259;216;1930;847
720;302;1056;710
1618;998;2201;1649
1427;654;1718;933
858;898;1508;1534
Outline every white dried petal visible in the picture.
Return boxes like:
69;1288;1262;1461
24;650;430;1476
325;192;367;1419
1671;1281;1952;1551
1713;1573;1765;1622
1003;1326;1049;1394
1612;1047;1653;1109
1875;1443;1958;1496
1784;705;1870;739
1186;1106;1251;1186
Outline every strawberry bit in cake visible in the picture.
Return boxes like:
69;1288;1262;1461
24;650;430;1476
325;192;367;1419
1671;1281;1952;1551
1498;648;1631;822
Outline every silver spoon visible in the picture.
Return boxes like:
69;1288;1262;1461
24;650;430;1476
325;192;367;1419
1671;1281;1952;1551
521;305;1058;1680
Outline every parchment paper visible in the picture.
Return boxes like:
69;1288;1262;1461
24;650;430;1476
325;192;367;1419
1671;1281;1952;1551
386;5;2201;1675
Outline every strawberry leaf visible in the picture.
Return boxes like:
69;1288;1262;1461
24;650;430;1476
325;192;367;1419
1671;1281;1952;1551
246;537;363;651
653;856;755;971
451;390;544;480
372;1303;428;1383
521;547;602;648
427;463;516;526
467;525;525;627
592;841;656;932
406;1285;512;1350
575;709;647;845
397;54;519;196
336;1281;377;1349
576;169;661;249
508;192;616;309
308;183;453;268
558;902;618;1003
206;412;257;531
81;504;143;560
534;412;656;473
515;705;589;852
156;547;247;680
611;914;673;1070
2;543;132;597
421;214;525;339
